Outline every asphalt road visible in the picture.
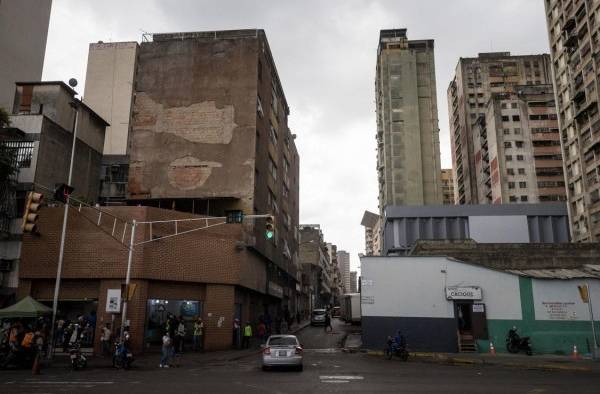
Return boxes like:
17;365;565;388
2;319;599;393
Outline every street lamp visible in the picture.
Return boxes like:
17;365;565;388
47;78;79;360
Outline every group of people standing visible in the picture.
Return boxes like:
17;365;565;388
159;314;204;368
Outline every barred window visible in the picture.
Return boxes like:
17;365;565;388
1;141;34;168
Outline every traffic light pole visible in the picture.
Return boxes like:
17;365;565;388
47;100;79;360
120;219;136;341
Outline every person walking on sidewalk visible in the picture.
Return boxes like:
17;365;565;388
160;332;172;368
257;320;267;344
100;323;112;357
175;317;186;354
324;312;332;333
242;321;252;349
193;317;204;352
232;319;241;349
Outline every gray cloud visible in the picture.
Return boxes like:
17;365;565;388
43;0;550;272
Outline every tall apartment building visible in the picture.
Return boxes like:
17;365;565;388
337;250;350;293
349;271;358;293
84;42;139;203
448;52;553;204
471;85;566;204
0;0;52;111
544;0;600;241
360;210;381;256
441;169;455;204
376;29;442;213
84;30;301;312
299;225;332;309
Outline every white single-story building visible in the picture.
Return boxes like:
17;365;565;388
360;256;600;355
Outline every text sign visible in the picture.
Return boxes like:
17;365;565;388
106;289;122;313
446;286;482;300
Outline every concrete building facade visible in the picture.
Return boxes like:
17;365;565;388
0;81;107;305
441;169;455;205
448;52;553;204
383;203;570;255
376;29;442;213
544;0;600;241
349;271;357;293
83;41;139;204
337;250;351;294
361;210;382;256
471;85;566;204
0;0;52;112
299;225;332;309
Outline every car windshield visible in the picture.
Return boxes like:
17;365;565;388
313;310;326;315
268;337;298;346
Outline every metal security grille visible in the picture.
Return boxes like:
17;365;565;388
3;140;34;168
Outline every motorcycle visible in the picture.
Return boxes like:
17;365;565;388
506;327;532;355
69;341;87;370
113;335;134;369
385;336;409;361
0;346;35;369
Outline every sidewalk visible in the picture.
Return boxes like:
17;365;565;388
366;349;600;373
41;319;312;370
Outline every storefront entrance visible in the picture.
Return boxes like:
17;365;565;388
144;299;203;348
454;301;488;352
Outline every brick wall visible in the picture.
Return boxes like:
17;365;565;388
203;284;235;350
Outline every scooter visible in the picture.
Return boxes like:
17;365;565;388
506;327;532;355
385;336;409;361
69;341;87;370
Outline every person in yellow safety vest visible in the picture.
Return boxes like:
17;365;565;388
242;321;252;349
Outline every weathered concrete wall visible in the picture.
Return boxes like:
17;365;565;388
128;36;258;212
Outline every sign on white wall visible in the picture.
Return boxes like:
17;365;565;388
532;279;600;321
446;286;482;300
106;289;122;313
540;302;577;320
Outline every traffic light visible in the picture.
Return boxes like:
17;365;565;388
53;183;74;204
265;215;275;239
22;192;43;233
578;285;589;303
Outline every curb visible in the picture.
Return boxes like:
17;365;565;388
365;350;595;373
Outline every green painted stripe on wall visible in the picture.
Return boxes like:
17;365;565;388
518;276;534;327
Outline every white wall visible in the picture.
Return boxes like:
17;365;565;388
468;215;530;243
360;256;522;320
532;279;600;321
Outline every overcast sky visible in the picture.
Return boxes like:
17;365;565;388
43;0;551;273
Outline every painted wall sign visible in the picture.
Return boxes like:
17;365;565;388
541;302;577;320
472;304;485;313
106;289;121;313
446;286;482;300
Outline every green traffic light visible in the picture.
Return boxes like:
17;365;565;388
266;230;274;239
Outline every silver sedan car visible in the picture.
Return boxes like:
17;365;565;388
261;335;303;371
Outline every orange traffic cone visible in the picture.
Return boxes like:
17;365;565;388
31;353;41;375
572;345;579;360
489;341;496;355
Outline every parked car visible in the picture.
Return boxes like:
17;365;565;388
310;309;327;326
261;335;303;371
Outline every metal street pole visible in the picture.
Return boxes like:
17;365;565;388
47;96;79;360
586;283;599;359
120;219;136;341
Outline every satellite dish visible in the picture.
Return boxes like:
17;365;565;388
68;78;78;88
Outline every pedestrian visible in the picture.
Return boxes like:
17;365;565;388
100;323;112;357
160;332;172;368
232;318;241;349
176;316;185;354
193;317;204;352
242;321;252;349
324;312;332;333
257;320;267;344
264;312;272;336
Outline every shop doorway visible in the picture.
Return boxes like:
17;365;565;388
454;302;488;352
144;299;203;349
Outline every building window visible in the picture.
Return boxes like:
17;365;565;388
509;196;517;202
512;115;520;121
515;141;524;148
507;168;515;175
269;124;278;146
520;195;528;202
514;128;521;134
517;155;524;161
258;60;262;80
504;141;512;148
503;128;510;135
271;84;279;115
511;103;518;109
506;155;513;161
257;96;264;118
508;182;516;189
267;190;278;214
518;168;525;175
501;103;507;109
1;141;35;169
268;156;277;181
519;181;527;188
502;116;510;122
